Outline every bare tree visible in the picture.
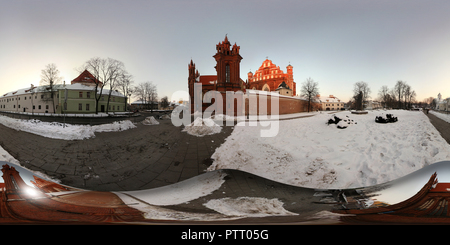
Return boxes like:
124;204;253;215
388;88;397;109
117;72;134;112
393;80;406;109
104;60;125;113
300;77;319;112
160;96;169;110
404;83;411;109
81;57;124;114
40;63;62;113
353;81;371;110
134;81;158;112
378;85;390;108
134;83;147;106
145;82;158;112
423;97;435;108
407;89;416;109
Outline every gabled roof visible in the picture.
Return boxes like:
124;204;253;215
71;70;102;86
276;81;291;90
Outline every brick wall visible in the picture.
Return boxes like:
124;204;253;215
197;92;320;116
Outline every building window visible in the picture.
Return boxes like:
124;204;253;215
39;105;41;109
79;92;83;98
225;64;230;83
86;104;90;111
87;92;90;98
79;103;82;111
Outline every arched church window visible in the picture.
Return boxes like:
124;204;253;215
226;64;230;83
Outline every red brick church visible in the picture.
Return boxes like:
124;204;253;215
188;36;307;116
188;35;246;115
247;59;296;96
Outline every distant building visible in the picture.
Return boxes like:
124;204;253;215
318;95;345;111
435;93;449;111
130;100;159;111
0;70;126;114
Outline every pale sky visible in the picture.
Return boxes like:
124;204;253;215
1;0;449;103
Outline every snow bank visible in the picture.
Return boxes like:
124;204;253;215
209;110;450;189
92;120;136;132
142;116;159;125
160;114;171;120
0;146;19;165
182;117;222;137
0;115;136;140
120;170;227;206
209;114;244;121
115;171;296;220
203;197;297;217
115;193;239;221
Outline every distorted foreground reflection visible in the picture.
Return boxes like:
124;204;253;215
2;161;450;224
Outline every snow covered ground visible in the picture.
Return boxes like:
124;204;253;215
430;110;450;123
0;115;136;140
115;170;297;221
182;117;222;137
2;110;449;190
1;110;450;221
209;110;450;189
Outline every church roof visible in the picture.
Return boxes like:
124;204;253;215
276;81;291;90
199;75;217;85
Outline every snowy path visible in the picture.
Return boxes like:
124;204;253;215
209;110;450;189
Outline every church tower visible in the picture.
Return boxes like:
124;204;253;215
286;64;296;96
213;35;243;92
1;164;34;199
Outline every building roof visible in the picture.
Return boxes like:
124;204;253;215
276;81;291;90
198;75;217;85
1;83;125;98
318;95;341;103
71;69;102;86
131;100;158;105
